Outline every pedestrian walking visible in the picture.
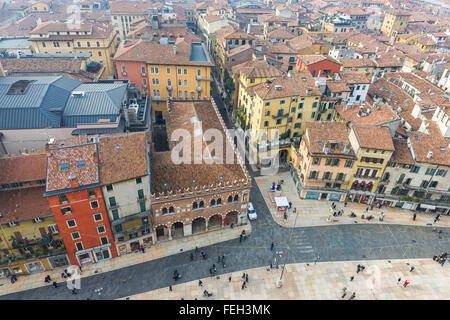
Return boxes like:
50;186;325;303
217;256;221;263
357;264;361;273
397;277;401;284
228;276;232;282
365;207;369;213
198;280;203;287
72;288;77;295
169;285;172;292
344;201;347;207
293;207;297;214
140;245;145;253
190;253;194;261
245;274;249;283
410;266;415;272
289;201;292;209
270;263;273;269
413;213;416;221
403;280;409;287
379;212;384;222
341;287;347;299
195;247;199;253
241;282;246;290
221;253;225;262
315;255;320;264
350;276;354;281
270;242;274;251
243;235;247;241
230;223;234;229
52;281;57;288
349;292;356;300
239;235;243;243
242;273;246;279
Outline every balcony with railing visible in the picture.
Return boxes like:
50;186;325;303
306;177;349;185
353;174;380;181
111;210;151;227
114;223;152;239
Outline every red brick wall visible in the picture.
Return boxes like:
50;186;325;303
47;187;117;265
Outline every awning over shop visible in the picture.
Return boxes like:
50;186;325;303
420;204;436;210
275;196;289;208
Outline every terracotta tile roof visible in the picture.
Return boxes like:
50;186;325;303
390;138;414;165
326;80;350;93
267;27;295;40
0;186;52;223
46;143;99;192
0;152;47;184
114;38;213;66
238;59;283;79
353;126;395;151
30;22;114;41
374;55;403;68
298;54;341;66
335;103;400;126
259;14;294;23
341;58;376;68
288;34;314;51
416;37;437;46
203;15;222;23
97;132;148;185
228;44;253;57
409;121;450;166
235;8;274;14
224;31;256;40
339;7;369;16
252;70;320;99
248;25;264;36
109;1;152;14
304;121;355;157
339;71;370;84
150;101;247;194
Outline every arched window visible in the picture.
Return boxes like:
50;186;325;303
228;196;232;203
199;201;204;208
211;199;216;207
233;195;239;203
169;206;174;213
193;202;198;209
162;207;168;215
217;198;222;205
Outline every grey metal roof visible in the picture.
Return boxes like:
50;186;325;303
62;82;127;127
190;43;210;63
0;76;81;129
0;38;32;49
71;118;126;135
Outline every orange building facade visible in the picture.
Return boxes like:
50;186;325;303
44;142;117;266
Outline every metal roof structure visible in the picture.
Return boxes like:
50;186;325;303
0;76;129;129
0;76;81;129
63;82;127;127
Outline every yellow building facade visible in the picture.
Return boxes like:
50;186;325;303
347;126;394;204
381;11;411;36
29;23;118;78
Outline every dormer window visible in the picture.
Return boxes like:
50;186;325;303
76;160;86;168
60;162;69;171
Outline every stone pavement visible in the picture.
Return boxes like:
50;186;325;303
120;258;450;300
0;223;251;296
255;171;450;229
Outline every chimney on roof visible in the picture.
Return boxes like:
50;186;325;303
173;45;176;55
427;151;432;159
69;174;79;189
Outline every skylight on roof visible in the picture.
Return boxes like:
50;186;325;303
415;136;419;141
318;141;322;146
440;147;445;152
76;160;86;168
60;162;69;171
6;80;36;95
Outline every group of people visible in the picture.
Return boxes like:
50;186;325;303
173;269;182;281
433;252;447;266
239;230;248;242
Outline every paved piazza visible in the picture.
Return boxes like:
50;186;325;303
121;258;450;300
0;170;449;300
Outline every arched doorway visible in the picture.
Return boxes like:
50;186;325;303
208;214;222;230
156;225;169;242
192;217;206;234
224;211;238;226
171;222;184;239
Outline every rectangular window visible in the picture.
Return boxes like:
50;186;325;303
71;232;80;240
100;237;108;245
139;201;146;212
109;197;116;207
60;162;69;171
184;80;188;86
97;225;106;234
288;117;293;123
75;242;83;251
312;102;318;108
138;189;144;199
312;157;321;165
90;201;99;209
178;68;181;74
265;102;270;106
297;113;302;119
298;103;303;109
106;184;113;191
325;158;332;166
344;160;354;168
184;68;187;75
167;68;171;74
115;224;122;232
280;100;285;104
66;219;76;228
142;217;149;225
264;120;269;127
87;189;96;198
59;194;68;204
294;123;301;129
61;207;72;215
311;112;315;119
136;177;142;184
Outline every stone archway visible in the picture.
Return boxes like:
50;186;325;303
171;222;184;239
192;217;206;234
156;225;169;242
208;214;222;230
224;211;238;226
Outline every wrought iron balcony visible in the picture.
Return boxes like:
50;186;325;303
114;223;153;239
12;234;53;249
